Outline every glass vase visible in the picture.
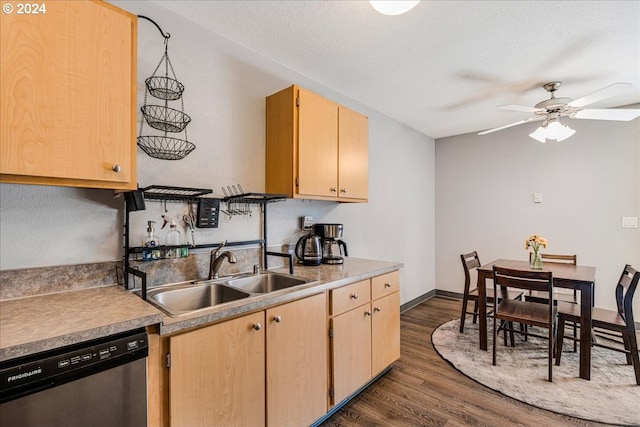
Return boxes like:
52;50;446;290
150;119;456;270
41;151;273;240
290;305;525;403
530;249;543;269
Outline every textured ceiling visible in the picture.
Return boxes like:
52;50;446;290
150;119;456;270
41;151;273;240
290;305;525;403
154;1;640;139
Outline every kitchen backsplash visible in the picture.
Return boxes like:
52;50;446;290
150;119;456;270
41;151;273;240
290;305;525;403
0;246;291;301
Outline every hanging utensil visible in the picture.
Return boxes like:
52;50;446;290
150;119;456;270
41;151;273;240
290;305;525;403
183;204;196;246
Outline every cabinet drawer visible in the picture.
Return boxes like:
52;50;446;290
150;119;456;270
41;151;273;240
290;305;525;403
371;271;400;300
330;280;370;316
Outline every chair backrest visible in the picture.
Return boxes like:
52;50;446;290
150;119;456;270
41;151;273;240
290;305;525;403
493;266;553;295
460;251;481;292
616;264;640;329
529;252;577;265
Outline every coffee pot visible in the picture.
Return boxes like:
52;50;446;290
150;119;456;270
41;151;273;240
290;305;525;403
294;232;322;266
314;223;349;264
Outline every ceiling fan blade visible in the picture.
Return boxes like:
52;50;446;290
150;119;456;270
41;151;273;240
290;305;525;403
498;104;545;114
568;82;632;108
574;108;640;121
478;117;543;135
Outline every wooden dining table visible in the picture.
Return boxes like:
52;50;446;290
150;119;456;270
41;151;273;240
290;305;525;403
476;259;596;380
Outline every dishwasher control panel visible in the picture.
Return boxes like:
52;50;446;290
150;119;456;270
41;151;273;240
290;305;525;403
0;330;148;396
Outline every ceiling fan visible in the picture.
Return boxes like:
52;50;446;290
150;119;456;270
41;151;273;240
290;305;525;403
478;81;640;142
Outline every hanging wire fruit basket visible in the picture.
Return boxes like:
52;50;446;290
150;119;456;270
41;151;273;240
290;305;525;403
137;25;196;161
141;105;191;132
137;135;196;161
145;76;184;101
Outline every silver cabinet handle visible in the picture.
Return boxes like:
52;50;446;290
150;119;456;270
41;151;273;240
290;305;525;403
330;187;337;193
351;294;358;300
384;283;392;288
253;323;262;330
365;310;372;316
340;188;347;193
374;306;381;312
274;315;282;323
112;164;122;173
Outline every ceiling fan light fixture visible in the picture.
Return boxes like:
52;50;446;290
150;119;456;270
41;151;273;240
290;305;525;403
529;119;575;143
547;120;576;141
529;127;548;143
369;0;420;15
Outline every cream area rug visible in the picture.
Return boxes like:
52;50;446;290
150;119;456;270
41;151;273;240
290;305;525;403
432;318;640;426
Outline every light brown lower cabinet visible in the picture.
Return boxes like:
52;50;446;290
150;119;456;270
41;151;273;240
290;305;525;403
331;301;372;404
371;292;401;375
166;293;327;427
169;311;266;427
329;271;401;406
266;293;327;427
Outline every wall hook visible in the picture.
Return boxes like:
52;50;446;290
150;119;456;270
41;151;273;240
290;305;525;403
138;15;171;40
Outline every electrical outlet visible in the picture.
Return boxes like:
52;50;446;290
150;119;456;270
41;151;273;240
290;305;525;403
533;193;542;203
300;216;314;230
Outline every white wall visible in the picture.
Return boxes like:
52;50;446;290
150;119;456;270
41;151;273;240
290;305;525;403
435;115;640;312
0;1;436;305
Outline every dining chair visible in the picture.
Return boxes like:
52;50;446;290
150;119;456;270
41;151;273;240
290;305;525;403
459;251;523;333
556;264;640;385
525;253;579;350
493;266;556;382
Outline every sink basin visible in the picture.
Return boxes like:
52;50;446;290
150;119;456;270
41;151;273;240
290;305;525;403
225;272;309;294
148;283;250;316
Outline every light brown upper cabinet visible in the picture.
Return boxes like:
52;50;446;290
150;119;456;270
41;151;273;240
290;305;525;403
0;1;137;189
266;85;368;202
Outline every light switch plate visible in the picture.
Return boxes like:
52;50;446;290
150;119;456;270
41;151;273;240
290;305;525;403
533;193;542;203
621;217;638;228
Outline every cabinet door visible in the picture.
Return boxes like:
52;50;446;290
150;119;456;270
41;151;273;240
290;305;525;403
338;106;368;201
371;292;401;375
331;303;372;405
297;88;338;198
0;1;136;189
169;312;266;427
267;293;327;427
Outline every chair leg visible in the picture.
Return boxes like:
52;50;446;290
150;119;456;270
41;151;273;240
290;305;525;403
509;321;515;347
622;331;633;365
548;322;554;382
492;317;498;366
502;320;508;346
572;321;577;352
624;330;640;386
472;300;479;324
555;316;566;365
459;295;469;333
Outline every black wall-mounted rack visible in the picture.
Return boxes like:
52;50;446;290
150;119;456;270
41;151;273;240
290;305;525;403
122;185;289;298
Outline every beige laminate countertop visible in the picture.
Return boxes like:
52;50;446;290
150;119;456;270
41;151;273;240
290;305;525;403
0;257;401;362
157;257;403;335
0;286;164;362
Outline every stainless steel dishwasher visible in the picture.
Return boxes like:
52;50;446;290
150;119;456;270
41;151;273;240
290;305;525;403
0;329;148;427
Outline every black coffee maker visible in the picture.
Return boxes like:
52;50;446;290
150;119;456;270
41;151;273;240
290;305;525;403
314;223;348;264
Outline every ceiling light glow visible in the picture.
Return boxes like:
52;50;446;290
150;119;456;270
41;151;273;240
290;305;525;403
370;1;420;16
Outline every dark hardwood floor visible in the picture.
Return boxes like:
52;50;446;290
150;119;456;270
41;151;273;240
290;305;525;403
320;296;613;427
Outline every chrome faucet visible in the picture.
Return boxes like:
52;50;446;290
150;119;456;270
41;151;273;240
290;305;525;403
208;241;237;279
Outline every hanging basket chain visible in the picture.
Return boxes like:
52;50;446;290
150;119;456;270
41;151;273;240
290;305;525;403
137;15;195;160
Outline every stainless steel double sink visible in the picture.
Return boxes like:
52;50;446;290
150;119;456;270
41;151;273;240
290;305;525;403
143;272;311;317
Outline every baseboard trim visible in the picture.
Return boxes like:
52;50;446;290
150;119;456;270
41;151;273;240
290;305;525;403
400;290;436;313
434;289;464;300
310;366;393;427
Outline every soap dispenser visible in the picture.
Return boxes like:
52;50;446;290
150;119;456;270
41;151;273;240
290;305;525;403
165;220;182;259
143;221;161;261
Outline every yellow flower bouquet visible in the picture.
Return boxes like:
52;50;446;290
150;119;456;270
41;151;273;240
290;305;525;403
525;234;547;269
